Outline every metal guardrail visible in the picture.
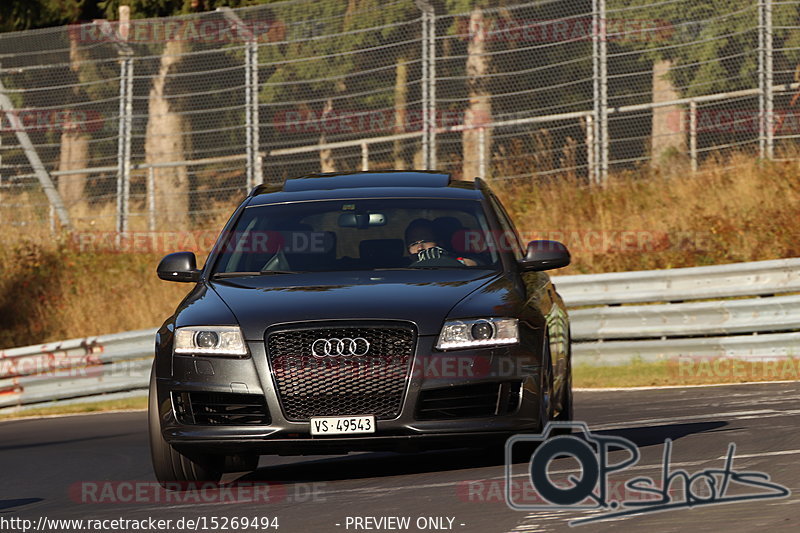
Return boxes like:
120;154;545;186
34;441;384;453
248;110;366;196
551;257;800;306
552;258;800;366
0;258;798;411
0;329;156;409
572;332;800;366
569;293;800;341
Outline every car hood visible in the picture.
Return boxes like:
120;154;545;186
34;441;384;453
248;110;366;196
208;269;503;338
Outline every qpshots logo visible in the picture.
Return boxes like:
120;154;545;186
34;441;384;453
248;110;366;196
505;422;790;526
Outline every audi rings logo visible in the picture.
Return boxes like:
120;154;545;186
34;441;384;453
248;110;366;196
311;337;370;358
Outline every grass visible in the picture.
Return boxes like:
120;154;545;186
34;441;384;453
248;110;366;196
0;231;192;347
493;151;800;274
0;395;147;421
574;357;800;388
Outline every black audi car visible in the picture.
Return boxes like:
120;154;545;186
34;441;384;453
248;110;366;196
150;171;572;485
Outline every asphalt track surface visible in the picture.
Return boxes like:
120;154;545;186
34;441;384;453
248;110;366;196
1;382;799;533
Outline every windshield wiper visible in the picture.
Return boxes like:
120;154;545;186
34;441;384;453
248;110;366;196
211;271;296;279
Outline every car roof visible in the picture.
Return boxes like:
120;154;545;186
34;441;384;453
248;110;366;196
247;171;485;206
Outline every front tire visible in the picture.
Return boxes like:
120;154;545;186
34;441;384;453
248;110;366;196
537;334;555;432
148;367;223;488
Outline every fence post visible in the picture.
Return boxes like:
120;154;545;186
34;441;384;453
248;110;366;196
478;126;486;178
758;0;773;159
591;0;601;184
765;0;773;159
147;167;156;231
689;99;697;172
243;40;259;189
586;114;595;179
256;153;264;185
119;56;133;233
244;43;253;188
418;4;429;168
115;6;133;233
759;0;765;158
598;0;608;183
416;0;435;169
251;40;260;184
428;7;437;169
219;7;260;187
361;141;369;171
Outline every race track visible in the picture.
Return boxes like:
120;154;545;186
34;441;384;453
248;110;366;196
2;382;799;532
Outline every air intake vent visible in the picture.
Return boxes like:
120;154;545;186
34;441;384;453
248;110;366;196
173;392;270;425
416;382;521;420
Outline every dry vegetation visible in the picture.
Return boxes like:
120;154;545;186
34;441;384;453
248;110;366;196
0;228;192;348
0;152;798;348
494;151;800;274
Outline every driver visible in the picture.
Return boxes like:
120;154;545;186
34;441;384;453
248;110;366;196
404;219;476;266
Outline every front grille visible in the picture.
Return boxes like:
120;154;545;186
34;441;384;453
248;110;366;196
416;382;522;420
173;391;270;425
267;324;415;421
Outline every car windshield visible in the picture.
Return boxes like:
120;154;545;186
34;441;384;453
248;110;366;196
212;198;500;274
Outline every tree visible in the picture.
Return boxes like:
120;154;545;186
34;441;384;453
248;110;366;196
258;0;418;175
444;0;595;180
611;0;800;166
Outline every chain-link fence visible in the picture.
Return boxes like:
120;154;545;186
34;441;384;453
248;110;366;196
0;0;797;232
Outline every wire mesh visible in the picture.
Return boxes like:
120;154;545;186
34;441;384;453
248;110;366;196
0;0;794;232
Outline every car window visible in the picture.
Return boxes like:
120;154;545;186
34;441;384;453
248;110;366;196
488;193;524;260
212;198;501;273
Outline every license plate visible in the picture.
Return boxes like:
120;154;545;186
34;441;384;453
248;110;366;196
310;415;375;436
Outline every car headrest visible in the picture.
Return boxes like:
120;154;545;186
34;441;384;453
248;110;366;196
359;239;405;260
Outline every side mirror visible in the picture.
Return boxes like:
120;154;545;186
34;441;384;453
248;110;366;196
157;252;201;282
519;240;570;271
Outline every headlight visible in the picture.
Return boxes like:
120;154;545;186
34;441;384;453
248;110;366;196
174;326;248;356
436;318;519;350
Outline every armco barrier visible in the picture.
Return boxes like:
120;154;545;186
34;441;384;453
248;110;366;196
0;329;156;409
568;294;800;340
0;258;798;411
552;257;800;306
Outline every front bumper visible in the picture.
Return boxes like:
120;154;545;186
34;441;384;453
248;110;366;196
155;336;544;455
